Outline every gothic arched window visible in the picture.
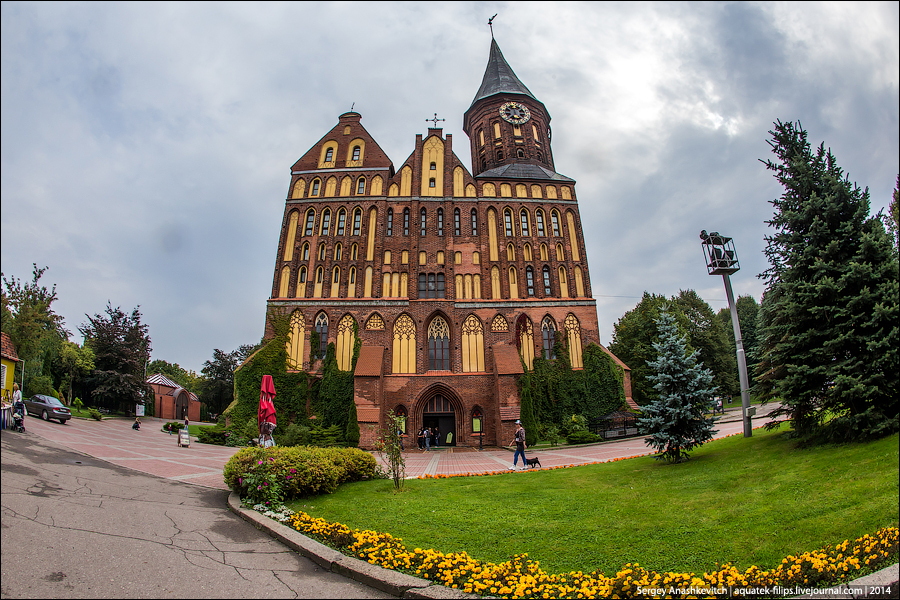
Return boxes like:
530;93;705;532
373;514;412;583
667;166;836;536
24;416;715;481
541;317;557;360
428;317;451;371
314;313;328;359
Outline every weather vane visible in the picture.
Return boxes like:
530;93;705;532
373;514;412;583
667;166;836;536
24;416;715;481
426;113;445;128
488;14;497;38
350;102;355;111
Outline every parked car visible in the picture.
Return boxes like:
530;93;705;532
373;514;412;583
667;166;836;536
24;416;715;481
25;394;71;424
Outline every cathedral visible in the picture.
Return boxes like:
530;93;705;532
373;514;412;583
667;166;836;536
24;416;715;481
265;39;631;448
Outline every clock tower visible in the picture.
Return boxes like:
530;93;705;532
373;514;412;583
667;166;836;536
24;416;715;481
463;38;560;178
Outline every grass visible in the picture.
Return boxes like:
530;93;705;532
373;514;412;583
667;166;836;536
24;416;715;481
287;425;899;577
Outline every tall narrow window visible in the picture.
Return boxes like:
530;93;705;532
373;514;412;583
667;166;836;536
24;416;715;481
428;317;451;371
352;146;361;161
311;179;321;196
551;210;561;236
386;209;393;236
471;209;478;235
526;267;535;296
318;243;326;261
356;178;365;195
301;243;309;261
334;243;342;260
541;318;557;360
565;314;583;369
454;208;461;236
336;209;346;236
420;208;427;236
352;208;361;236
543;265;552;296
504;209;514;237
351;243;358;260
324;148;334;163
520;209;530;237
536;210;546;236
403;208;410;236
314;313;328;359
437;209;444;236
320;209;331;236
304;210;315;236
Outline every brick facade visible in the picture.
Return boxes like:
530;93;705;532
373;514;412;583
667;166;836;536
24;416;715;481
263;40;631;449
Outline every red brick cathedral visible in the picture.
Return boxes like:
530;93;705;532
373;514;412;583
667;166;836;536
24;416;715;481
265;39;630;448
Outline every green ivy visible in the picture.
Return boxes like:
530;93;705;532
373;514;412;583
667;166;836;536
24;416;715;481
228;311;362;448
519;342;627;433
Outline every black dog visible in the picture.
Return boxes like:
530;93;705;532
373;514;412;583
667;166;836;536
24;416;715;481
525;456;541;469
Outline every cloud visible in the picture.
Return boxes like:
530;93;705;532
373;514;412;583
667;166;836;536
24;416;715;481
2;2;897;371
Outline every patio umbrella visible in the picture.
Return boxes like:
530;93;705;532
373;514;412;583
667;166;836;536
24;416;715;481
258;374;276;439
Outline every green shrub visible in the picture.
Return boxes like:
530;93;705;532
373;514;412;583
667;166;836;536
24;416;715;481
242;417;259;441
224;445;376;501
163;421;184;433
88;408;103;421
309;424;345;447
279;423;310;447
197;426;227;445
566;430;600;445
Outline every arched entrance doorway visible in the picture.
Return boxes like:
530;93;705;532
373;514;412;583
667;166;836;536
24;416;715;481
421;393;457;447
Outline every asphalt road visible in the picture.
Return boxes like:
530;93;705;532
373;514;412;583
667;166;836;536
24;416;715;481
0;429;391;599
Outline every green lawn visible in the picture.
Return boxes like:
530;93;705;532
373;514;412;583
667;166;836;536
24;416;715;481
288;426;899;576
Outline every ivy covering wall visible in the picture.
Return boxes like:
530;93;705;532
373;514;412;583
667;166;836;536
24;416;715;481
228;312;361;447
519;340;626;440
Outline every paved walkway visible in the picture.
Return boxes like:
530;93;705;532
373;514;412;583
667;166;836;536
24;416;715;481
15;404;774;490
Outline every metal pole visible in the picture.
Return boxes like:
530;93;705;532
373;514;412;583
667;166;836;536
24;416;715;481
722;274;752;437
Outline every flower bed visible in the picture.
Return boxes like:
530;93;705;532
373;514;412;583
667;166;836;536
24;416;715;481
258;503;897;599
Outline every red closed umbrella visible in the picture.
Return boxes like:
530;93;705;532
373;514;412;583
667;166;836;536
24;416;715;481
258;375;276;440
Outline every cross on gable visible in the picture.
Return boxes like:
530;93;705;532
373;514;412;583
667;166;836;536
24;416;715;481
426;113;445;128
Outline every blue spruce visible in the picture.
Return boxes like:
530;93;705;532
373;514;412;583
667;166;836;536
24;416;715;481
639;308;718;463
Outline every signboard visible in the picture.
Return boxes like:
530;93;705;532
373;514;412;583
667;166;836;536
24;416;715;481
135;404;145;417
178;429;190;447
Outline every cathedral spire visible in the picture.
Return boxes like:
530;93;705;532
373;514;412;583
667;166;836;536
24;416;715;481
469;38;537;107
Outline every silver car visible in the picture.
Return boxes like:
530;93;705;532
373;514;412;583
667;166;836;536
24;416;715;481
25;394;71;424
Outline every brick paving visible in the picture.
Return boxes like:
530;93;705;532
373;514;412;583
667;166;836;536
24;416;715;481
18;404;776;490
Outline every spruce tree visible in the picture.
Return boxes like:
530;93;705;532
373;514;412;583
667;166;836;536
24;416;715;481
639;309;718;463
758;121;899;441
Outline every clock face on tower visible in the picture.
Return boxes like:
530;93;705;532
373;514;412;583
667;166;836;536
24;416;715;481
499;101;531;125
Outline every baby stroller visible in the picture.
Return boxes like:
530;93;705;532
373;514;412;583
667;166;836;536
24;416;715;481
13;405;26;433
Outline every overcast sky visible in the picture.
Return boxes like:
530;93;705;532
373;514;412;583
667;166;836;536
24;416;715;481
2;2;898;374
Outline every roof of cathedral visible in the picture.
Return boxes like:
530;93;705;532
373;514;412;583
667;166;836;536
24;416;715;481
476;162;574;183
470;39;537;106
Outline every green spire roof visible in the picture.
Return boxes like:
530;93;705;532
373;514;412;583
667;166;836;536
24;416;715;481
470;39;537;106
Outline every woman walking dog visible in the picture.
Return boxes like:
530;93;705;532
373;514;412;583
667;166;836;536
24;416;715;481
509;420;526;470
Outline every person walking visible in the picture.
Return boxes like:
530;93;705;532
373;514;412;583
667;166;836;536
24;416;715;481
432;427;440;448
509;420;526;470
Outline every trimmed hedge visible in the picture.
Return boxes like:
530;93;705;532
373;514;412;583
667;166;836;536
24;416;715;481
224;445;377;499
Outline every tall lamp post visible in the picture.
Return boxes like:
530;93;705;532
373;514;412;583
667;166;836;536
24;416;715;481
700;231;752;438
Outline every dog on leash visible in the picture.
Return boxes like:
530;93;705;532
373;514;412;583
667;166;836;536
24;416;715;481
525;456;541;469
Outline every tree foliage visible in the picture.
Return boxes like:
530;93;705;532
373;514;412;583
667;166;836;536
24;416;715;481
610;291;736;406
79;304;152;412
1;264;70;396
757;120;899;442
148;359;198;392
639;309;718;463
716;295;760;395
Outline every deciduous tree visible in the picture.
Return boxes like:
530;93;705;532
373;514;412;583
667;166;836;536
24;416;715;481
80;304;152;412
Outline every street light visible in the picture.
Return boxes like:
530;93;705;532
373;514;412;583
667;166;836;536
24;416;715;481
700;230;752;437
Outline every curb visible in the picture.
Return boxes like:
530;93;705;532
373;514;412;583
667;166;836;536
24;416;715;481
227;492;897;599
226;492;480;599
